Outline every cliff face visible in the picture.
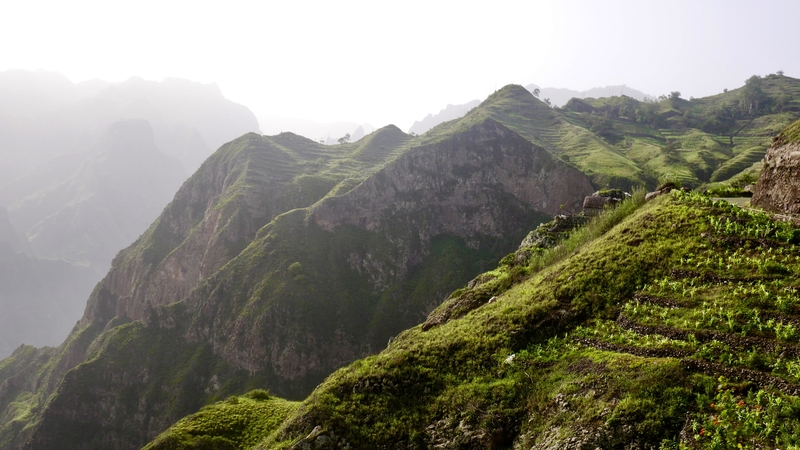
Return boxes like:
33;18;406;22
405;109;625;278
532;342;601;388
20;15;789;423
752;121;800;215
166;119;593;398
0;112;594;449
311;119;591;287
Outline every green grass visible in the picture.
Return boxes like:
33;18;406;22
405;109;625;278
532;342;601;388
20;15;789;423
7;79;800;450
775;118;800;146
144;392;300;450
209;190;800;449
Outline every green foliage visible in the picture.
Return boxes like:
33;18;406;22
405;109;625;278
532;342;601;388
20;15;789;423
230;190;800;449
774;118;800;146
145;395;299;450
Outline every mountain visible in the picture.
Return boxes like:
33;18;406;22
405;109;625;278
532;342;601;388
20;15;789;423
8;120;186;268
0;88;594;449
257;117;374;144
0;70;260;182
410;77;800;194
555;73;800;190
0;72;261;358
407;100;481;135
526;83;655;106
147;184;800;449
5;81;800;449
406;85;653;137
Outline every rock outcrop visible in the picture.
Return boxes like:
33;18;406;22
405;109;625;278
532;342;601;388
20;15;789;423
752;120;800;215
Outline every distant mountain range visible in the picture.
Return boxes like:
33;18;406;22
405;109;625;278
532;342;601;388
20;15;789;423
0;70;260;358
408;84;654;135
526;83;655;106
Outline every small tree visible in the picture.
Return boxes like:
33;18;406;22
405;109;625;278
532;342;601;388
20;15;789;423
741;75;767;114
544;98;551;107
532;88;540;98
338;133;350;145
670;91;681;100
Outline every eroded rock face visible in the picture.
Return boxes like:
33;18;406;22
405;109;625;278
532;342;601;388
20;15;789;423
176;119;594;393
312;119;592;233
752;142;800;214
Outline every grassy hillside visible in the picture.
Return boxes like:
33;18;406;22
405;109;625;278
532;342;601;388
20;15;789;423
147;190;800;449
562;74;800;190
6;79;800;449
0;115;595;449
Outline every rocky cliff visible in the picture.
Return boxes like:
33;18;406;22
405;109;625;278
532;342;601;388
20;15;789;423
0;114;593;449
752;119;800;215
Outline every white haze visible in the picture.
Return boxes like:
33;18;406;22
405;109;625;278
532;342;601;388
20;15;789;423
2;0;800;133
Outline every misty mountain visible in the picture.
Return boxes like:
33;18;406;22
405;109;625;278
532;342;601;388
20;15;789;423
0;120;186;359
0;207;30;254
0;71;261;359
525;83;655;106
0;243;97;359
0;70;260;181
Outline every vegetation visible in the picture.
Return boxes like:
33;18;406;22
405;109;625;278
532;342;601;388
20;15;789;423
142;189;800;449
5;78;800;449
144;393;299;450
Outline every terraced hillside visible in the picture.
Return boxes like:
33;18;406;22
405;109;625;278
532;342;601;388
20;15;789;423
146;191;800;449
560;73;800;190
0;115;593;449
4;81;800;450
418;76;800;192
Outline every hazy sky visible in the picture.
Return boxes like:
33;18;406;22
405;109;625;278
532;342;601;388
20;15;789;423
3;0;799;131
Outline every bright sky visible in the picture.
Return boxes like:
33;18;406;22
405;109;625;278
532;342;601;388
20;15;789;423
3;0;800;131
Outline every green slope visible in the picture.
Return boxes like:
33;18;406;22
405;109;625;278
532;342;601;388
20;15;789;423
424;85;652;189
7;79;800;449
147;191;800;449
0;116;595;449
564;74;800;189
0;128;416;450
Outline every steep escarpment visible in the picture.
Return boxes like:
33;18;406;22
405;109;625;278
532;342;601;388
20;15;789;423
752;119;800;215
0;117;593;449
0;130;392;450
162;119;593;397
85;131;350;325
